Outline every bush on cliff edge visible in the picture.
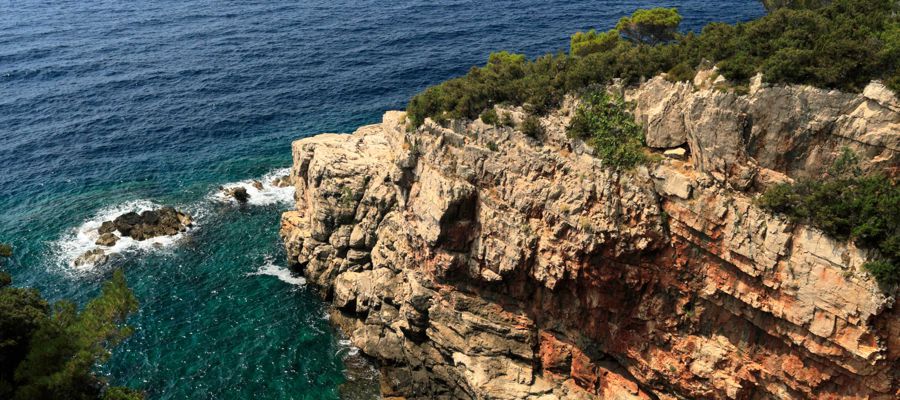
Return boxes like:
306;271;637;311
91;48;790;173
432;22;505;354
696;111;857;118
567;90;647;169
758;149;899;287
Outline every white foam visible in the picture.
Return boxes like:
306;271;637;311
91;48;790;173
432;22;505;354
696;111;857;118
54;200;194;272
212;167;294;206
337;339;360;357
247;257;306;286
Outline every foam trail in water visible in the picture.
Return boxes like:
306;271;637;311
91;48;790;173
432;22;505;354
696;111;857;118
212;167;294;206
55;200;195;272
248;256;306;286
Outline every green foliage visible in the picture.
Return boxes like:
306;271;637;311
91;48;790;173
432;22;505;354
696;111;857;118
486;141;499;152
102;386;144;400
500;112;516;127
406;0;899;130
758;151;899;287
666;61;696;82
567;90;647;169
0;287;49;395
864;260;899;286
0;269;141;400
760;0;832;12
480;108;499;126
520;115;544;138
880;21;900;93
615;8;683;45
0;244;11;258
570;29;620;57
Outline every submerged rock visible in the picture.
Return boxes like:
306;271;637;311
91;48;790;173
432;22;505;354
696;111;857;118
0;243;11;258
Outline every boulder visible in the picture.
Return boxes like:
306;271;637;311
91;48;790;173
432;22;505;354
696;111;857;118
272;175;292;188
224;187;250;203
99;221;116;235
663;147;687;160
96;233;118;247
252;180;264;190
113;212;142;236
103;207;192;242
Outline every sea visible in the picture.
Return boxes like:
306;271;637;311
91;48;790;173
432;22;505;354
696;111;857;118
0;1;764;399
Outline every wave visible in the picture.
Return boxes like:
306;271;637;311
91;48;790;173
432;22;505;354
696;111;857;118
53;200;196;272
211;167;294;206
247;257;306;286
338;339;360;357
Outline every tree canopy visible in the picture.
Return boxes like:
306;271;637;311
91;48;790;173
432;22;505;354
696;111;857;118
0;269;142;400
615;8;682;45
570;29;619;57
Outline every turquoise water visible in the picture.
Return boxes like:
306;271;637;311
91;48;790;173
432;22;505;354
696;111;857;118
0;1;764;398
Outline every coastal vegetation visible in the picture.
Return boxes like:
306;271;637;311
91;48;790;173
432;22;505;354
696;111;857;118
520;115;545;139
406;0;899;127
0;259;142;400
566;90;646;169
758;149;899;287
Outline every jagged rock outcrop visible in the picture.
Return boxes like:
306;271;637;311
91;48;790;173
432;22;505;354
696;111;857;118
281;78;899;399
109;207;193;241
629;76;899;187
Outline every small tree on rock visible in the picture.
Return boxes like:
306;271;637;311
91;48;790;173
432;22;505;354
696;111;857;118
570;29;620;57
615;8;682;45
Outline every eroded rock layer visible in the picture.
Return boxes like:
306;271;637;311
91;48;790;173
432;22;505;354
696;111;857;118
281;78;898;399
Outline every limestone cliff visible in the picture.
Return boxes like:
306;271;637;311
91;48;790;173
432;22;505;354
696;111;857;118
280;76;899;399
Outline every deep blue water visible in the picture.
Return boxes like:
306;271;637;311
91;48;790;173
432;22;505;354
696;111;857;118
0;1;764;398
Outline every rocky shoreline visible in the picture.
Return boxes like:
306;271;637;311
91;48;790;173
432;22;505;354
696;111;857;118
281;75;898;399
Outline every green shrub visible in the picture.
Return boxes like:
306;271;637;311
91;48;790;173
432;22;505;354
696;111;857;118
864;260;899;286
480;108;499;126
520;115;544;138
615;8;683;45
567;90;647;169
486;141;499;152
758;150;899;287
570;29;620;57
666;62;696;82
500;112;516;127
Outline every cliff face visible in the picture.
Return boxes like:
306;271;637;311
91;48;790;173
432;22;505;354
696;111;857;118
280;76;899;399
